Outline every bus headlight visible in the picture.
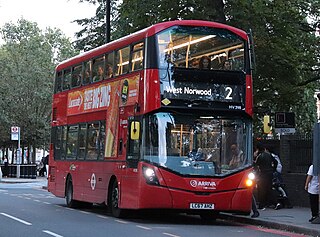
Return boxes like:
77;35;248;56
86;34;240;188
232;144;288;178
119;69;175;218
142;166;159;185
245;172;255;187
248;172;255;180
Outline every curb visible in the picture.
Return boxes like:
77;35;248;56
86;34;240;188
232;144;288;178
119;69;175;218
219;213;320;237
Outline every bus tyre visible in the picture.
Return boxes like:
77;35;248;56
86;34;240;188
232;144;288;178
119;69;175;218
66;180;78;208
110;180;126;218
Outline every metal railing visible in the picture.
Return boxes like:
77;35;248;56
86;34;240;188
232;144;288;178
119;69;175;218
0;164;37;179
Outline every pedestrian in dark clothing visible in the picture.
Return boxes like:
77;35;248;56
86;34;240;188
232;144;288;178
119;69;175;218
43;155;49;177
40;155;48;177
2;156;9;177
251;195;260;218
255;143;276;209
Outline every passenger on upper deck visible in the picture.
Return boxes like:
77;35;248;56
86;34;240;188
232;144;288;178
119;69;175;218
93;66;104;82
222;60;232;70
199;56;211;70
189;58;199;68
106;64;113;78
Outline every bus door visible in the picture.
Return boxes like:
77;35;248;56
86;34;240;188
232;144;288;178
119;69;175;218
118;108;139;208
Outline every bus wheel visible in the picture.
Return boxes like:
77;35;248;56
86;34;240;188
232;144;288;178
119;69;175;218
110;180;126;218
66;180;78;208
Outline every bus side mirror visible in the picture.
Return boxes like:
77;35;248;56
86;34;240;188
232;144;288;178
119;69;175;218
130;121;140;140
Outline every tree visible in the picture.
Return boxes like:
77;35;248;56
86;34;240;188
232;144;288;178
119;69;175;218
0;19;77;162
72;0;120;50
73;0;320;135
225;0;320;135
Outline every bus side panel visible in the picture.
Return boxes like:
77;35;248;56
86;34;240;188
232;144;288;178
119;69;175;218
80;162;117;204
137;184;173;209
141;69;161;114
119;167;141;209
231;189;252;212
120;165;173;209
48;162;69;198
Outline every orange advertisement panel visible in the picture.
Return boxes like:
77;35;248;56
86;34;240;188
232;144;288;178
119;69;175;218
105;76;139;156
67;75;140;157
67;84;112;115
67;75;140;116
105;81;120;157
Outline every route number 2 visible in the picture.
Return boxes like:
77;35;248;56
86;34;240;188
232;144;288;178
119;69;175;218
225;87;233;100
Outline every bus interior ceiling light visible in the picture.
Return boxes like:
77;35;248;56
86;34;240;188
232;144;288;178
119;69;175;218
163;35;216;52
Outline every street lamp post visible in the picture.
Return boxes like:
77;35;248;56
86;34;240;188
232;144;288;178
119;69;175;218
313;92;320;176
105;0;111;43
315;92;320;122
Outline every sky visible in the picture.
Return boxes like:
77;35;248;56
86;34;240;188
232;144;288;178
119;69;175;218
0;0;96;40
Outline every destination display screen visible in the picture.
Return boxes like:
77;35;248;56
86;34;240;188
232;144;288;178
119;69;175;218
160;70;246;111
161;82;245;110
163;82;243;103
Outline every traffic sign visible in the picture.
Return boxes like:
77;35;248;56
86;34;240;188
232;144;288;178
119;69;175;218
11;126;20;140
275;112;295;128
275;128;296;134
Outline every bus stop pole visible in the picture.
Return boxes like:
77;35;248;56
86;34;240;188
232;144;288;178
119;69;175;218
17;127;21;178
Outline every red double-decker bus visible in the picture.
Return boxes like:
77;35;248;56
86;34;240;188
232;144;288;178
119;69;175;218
48;20;255;219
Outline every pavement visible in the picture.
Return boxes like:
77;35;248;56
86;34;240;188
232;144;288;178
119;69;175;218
220;207;320;237
1;177;319;236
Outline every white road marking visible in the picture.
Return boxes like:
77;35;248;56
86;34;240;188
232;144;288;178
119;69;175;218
115;219;128;224
163;233;181;237
43;202;51;205
34;199;41;202
97;215;109;219
0;212;32;226
79;210;90;215
43;230;64;237
136;225;151;230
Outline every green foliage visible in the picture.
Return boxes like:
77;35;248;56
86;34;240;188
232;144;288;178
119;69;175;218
74;0;320;136
0;19;77;149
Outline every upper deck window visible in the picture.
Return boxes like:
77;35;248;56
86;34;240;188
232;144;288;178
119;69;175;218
92;56;105;82
71;65;82;88
131;42;144;71
115;46;130;76
55;71;62;93
83;61;91;85
105;52;114;79
63;69;71;91
156;26;245;71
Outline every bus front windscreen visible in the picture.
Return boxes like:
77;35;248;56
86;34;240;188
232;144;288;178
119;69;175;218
142;112;252;177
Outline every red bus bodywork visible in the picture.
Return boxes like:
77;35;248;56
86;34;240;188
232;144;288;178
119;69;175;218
48;20;254;217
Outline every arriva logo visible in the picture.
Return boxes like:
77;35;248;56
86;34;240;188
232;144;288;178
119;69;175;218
190;180;216;189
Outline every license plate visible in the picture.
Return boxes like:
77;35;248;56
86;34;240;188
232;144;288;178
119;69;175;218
190;203;214;209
